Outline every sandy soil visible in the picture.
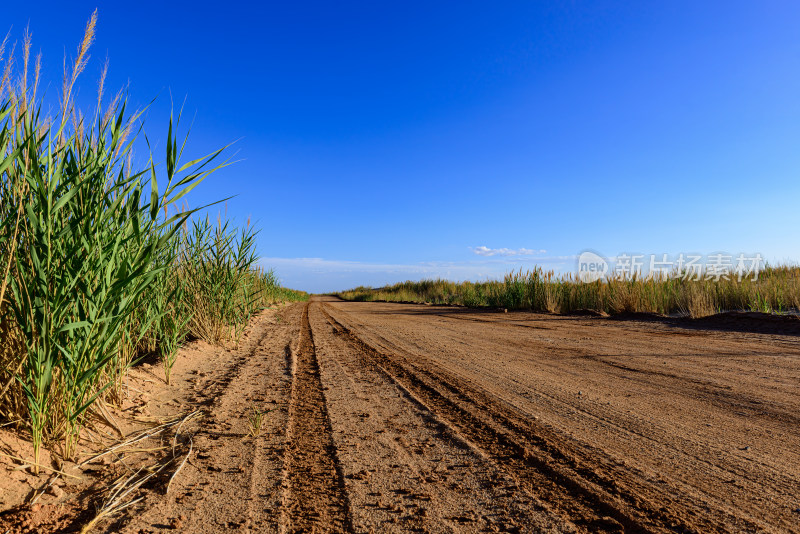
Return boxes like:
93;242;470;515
2;296;799;533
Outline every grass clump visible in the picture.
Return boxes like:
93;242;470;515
247;406;267;437
0;14;305;469
338;266;800;319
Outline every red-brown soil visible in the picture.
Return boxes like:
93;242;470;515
2;296;799;533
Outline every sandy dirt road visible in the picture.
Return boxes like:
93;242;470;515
115;296;800;534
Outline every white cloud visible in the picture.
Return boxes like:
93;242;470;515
472;246;547;257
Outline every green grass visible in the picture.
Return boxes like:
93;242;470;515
337;266;800;319
0;14;305;469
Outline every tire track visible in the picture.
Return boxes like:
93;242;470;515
319;304;694;534
321;299;795;533
112;305;300;533
279;303;353;534
310;303;570;532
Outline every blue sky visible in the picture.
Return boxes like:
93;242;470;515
6;2;800;292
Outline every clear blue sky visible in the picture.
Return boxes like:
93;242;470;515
7;2;800;292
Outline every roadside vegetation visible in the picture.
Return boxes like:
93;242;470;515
337;266;800;318
0;14;306;470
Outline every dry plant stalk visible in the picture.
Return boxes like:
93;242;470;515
79;410;200;533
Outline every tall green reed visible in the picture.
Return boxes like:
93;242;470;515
182;216;261;345
0;14;232;467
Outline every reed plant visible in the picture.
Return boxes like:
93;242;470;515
182;217;260;345
337;266;800;319
0;14;306;469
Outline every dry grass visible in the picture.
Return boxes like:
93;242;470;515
78;410;201;534
338;266;800;318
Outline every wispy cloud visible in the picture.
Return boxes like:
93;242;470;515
472;246;547;257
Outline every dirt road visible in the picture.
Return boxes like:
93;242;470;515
116;296;800;533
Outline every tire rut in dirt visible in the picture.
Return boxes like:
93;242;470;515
280;303;353;534
320;305;677;534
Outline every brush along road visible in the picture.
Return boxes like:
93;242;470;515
120;296;800;533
